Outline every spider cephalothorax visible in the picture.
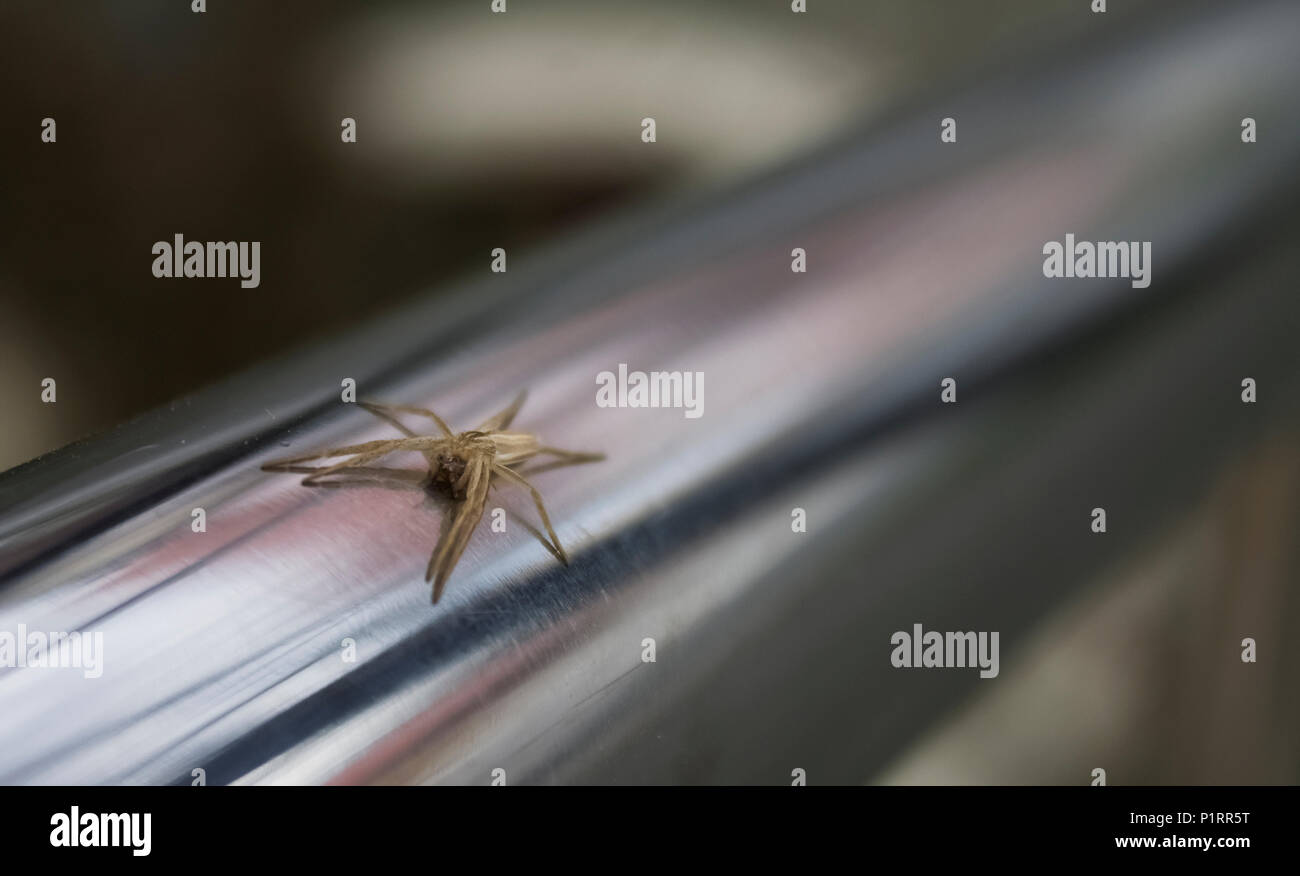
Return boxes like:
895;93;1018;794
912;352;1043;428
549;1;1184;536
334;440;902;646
431;434;494;498
261;391;603;602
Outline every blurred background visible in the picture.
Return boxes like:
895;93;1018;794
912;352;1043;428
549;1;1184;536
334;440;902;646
0;0;1110;471
0;0;1297;785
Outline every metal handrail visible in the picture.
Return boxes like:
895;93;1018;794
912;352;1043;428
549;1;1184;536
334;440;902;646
1;0;1298;784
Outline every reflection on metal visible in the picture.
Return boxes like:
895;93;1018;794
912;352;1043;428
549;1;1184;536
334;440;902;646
1;1;1298;784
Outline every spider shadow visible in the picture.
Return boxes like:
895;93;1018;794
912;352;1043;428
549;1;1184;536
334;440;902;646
289;465;565;566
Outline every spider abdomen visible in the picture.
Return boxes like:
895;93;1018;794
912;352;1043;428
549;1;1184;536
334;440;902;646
435;453;468;491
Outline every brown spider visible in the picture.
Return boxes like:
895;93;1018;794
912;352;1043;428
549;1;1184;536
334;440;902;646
260;391;604;602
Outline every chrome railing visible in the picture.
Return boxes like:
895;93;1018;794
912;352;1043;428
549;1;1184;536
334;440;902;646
1;0;1298;783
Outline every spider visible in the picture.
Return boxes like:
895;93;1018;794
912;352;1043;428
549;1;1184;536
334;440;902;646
260;391;604;602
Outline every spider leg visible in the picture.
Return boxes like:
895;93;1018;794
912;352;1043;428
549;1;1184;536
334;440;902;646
477;389;528;433
537;446;605;466
285;438;449;485
487;482;565;563
492;463;567;565
261;436;446;471
515;447;605;478
277;465;430;490
299;447;408;485
357;400;448;471
536;446;604;462
299;441;443;485
427;455;492;602
356;402;418;437
362;401;455;438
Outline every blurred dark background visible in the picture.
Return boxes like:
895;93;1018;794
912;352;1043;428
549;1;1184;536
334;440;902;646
0;0;1113;471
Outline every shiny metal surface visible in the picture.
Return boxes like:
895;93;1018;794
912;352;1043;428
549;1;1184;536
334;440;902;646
1;1;1299;784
